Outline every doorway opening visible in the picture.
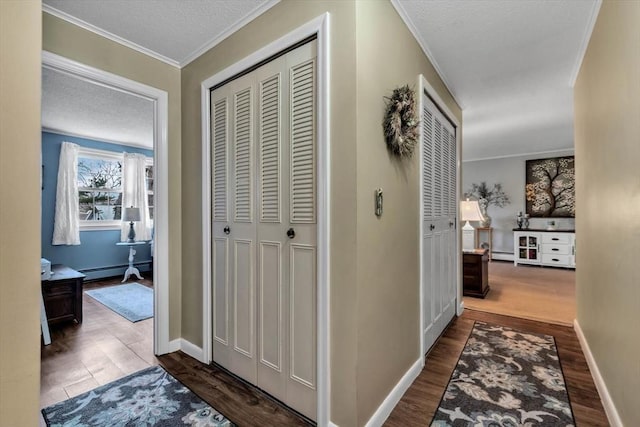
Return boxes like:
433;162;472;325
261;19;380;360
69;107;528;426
39;52;170;407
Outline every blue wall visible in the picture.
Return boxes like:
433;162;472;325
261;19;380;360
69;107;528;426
42;132;153;280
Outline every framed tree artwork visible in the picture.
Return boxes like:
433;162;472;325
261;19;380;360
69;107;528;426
525;156;575;217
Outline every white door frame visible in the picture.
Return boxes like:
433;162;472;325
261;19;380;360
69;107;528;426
201;13;330;426
41;51;171;355
418;74;463;358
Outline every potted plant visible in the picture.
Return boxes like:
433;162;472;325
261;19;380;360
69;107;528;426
465;182;510;227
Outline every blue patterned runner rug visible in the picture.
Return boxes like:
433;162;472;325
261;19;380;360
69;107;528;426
431;322;575;426
42;365;234;426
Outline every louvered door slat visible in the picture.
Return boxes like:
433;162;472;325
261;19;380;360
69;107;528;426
235;88;252;222
448;131;456;215
423;108;434;219
434;119;443;218
442;125;450;217
260;74;281;222
213;98;228;221
290;59;316;224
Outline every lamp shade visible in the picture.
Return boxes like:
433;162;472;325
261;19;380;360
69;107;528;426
460;200;484;222
123;207;141;222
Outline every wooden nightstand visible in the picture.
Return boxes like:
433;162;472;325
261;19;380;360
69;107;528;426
41;264;85;325
463;249;490;298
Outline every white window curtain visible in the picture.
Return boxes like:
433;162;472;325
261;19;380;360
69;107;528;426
121;153;152;241
52;141;81;245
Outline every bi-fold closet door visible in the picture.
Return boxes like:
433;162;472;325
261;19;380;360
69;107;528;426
210;40;317;420
422;92;457;354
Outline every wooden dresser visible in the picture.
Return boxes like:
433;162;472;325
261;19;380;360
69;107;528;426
463;249;490;298
41;264;85;325
513;229;576;268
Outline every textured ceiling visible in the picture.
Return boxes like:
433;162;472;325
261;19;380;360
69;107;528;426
42;0;600;159
43;0;277;66
395;0;600;161
42;67;154;148
41;0;278;146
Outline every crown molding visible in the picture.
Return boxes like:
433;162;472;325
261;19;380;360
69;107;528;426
179;0;280;67
390;0;464;109
43;5;180;68
462;147;574;163
569;0;602;87
43;1;281;70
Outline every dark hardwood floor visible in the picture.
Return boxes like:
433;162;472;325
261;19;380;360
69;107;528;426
385;310;609;427
40;275;311;427
42;277;607;426
158;352;313;426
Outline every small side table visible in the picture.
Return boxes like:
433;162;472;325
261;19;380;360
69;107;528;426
474;227;493;261
117;241;147;282
463;249;490;298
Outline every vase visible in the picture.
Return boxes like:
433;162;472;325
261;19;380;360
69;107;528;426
478;198;491;228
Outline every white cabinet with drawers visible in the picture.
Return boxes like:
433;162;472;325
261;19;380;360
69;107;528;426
514;230;575;268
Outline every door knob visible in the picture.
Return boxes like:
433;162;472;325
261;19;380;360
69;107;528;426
223;226;230;235
430;224;435;231
287;228;296;239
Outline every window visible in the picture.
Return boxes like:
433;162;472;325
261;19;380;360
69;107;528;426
145;162;154;221
77;148;152;230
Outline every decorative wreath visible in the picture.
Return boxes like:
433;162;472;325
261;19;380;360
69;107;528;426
382;85;419;158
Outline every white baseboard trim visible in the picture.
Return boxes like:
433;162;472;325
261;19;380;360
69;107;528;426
491;252;514;262
167;338;206;364
573;319;623;427
457;301;465;316
168;339;181;353
364;357;422;427
180;339;206;363
328;423;339;427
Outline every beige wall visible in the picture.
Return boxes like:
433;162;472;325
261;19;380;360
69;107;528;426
0;1;42;425
354;1;461;422
42;13;183;340
574;0;640;424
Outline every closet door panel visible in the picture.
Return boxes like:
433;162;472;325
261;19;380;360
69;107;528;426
255;55;289;402
228;76;258;383
259;241;282;371
233;239;254;358
211;90;232;370
289;244;316;388
213;238;229;345
283;41;317;421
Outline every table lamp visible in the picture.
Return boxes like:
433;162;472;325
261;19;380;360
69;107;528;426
460;199;484;251
123;206;141;243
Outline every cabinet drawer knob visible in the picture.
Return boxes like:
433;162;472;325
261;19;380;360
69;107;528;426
552;258;559;262
552;248;559;251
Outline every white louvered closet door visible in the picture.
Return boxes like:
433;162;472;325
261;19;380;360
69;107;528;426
211;73;258;384
210;40;317;421
422;93;457;355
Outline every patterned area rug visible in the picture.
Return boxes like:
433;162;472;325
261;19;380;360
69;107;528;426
42;366;234;427
85;283;153;322
431;322;575;426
